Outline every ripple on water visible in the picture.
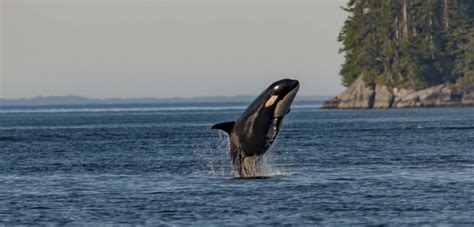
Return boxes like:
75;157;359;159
0;106;473;225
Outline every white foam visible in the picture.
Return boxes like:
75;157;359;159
251;159;295;177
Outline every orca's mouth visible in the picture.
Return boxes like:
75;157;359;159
274;83;299;117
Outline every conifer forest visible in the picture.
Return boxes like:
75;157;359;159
339;0;474;89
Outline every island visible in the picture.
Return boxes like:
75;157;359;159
323;1;474;109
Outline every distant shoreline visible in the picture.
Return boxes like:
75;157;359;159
0;95;329;107
322;76;474;109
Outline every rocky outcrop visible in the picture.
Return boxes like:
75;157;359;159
322;76;374;109
373;84;394;108
461;87;474;105
393;85;462;108
322;76;474;109
393;88;414;104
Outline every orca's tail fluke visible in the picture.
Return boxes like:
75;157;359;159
211;121;235;135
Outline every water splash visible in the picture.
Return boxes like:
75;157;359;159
194;130;293;178
255;146;294;177
193;131;232;177
237;140;294;178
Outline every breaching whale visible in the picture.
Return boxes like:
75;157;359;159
212;79;299;177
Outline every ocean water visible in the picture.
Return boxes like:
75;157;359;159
0;103;473;225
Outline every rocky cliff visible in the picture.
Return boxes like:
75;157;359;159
322;76;474;109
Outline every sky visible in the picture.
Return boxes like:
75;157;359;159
1;0;348;99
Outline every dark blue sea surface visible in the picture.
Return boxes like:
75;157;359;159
0;103;473;225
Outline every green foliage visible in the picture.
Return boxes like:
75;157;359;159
453;26;474;89
339;0;474;90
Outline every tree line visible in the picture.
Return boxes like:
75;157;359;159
339;0;474;90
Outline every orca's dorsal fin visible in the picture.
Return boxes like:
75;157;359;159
211;121;235;135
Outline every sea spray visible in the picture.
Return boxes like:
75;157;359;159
256;142;294;177
195;130;293;178
193;130;232;177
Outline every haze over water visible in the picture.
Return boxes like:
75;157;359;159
2;0;347;99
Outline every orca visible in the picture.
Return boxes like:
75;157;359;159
212;79;299;177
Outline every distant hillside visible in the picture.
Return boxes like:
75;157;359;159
0;95;329;107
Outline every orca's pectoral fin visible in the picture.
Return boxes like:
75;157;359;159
211;121;235;135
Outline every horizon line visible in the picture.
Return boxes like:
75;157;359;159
0;94;332;101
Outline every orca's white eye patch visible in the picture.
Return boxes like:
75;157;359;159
265;95;278;107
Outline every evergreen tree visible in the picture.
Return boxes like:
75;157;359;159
339;0;474;90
